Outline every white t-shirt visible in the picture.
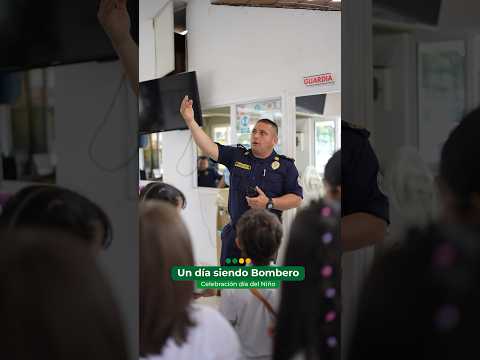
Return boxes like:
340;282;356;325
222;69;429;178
142;303;241;360
219;288;278;360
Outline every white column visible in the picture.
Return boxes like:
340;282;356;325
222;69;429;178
341;1;376;359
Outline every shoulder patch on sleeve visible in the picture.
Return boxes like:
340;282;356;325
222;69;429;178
279;154;294;162
236;144;250;156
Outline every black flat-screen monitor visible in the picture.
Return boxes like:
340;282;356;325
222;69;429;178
296;94;326;115
0;0;138;71
373;0;443;26
139;71;203;134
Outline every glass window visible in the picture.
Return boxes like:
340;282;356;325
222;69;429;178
213;126;230;145
314;119;336;174
139;132;163;180
235;99;282;153
198;107;231;183
2;68;56;183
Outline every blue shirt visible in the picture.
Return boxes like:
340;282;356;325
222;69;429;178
198;168;222;188
216;143;303;226
342;121;389;223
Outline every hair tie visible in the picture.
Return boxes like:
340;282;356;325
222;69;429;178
325;310;336;323
321;206;332;217
326;336;337;348
325;287;336;299
321;265;333;278
322;232;333;245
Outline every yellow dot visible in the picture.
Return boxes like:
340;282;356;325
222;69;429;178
239;258;245;264
245;258;252;264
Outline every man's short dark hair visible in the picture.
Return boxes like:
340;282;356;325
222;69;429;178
257;118;278;135
236;209;282;265
198;156;208;161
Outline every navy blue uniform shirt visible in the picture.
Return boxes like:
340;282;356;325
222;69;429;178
342;121;389;223
216;143;303;226
198;168;222;188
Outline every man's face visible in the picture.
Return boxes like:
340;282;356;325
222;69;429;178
198;159;209;171
251;121;277;156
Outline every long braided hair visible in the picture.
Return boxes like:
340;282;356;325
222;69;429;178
273;199;341;360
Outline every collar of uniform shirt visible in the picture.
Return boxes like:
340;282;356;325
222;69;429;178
248;149;277;162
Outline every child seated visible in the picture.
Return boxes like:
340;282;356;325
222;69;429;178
219;209;283;360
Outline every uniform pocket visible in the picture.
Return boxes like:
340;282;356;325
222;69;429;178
264;171;284;196
231;168;249;193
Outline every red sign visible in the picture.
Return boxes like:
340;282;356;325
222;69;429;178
303;73;335;87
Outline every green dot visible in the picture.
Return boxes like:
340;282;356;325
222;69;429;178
232;258;238;264
225;258;231;264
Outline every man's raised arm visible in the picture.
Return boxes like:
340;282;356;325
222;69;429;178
98;0;139;96
180;96;219;161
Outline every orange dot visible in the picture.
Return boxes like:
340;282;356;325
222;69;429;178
245;258;252;264
239;258;245;264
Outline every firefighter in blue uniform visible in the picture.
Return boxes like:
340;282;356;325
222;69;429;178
180;96;303;264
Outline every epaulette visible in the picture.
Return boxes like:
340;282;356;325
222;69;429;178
278;154;294;162
237;144;250;156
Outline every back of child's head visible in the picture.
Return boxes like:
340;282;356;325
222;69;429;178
349;223;480;360
440;107;480;221
236;209;282;265
324;150;341;189
324;150;341;202
139;181;186;209
0;228;127;360
139;201;195;357
273;199;340;360
0;185;112;250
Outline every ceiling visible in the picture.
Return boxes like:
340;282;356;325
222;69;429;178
211;0;341;11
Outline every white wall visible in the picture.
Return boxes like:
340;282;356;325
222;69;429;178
187;1;341;107
324;91;342;116
295;118;310;176
372;33;416;166
139;19;156;81
371;0;480;168
158;0;341;265
54;61;138;359
140;0;170;19
139;0;174;81
161;130;218;265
